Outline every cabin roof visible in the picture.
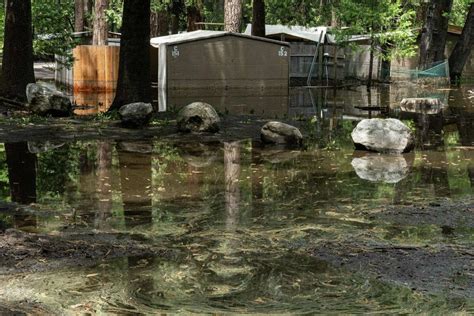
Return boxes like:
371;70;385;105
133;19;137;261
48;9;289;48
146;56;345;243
150;30;289;48
244;24;329;43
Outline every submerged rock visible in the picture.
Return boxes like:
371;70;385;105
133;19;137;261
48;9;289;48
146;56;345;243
177;102;220;133
400;98;445;114
117;141;153;154
351;118;414;154
351;153;411;183
26;83;72;117
27;141;65;154
118;102;153;128
261;121;303;146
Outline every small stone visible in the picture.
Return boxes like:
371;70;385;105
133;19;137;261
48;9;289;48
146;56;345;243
351;118;414;154
261;121;303;146
177;102;220;133
118;102;153;128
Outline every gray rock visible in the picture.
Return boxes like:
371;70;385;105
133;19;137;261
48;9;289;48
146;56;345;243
177;102;220;133
351;153;411;184
351;118;414;154
118;102;153;128
27;141;65;154
261;121;303;146
117;141;153;154
400;98;445;114
26;83;72;117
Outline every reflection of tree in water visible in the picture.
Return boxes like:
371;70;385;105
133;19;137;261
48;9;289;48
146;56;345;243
96;141;113;228
451;104;474;187
5;142;37;229
224;141;241;230
401;110;451;198
117;142;153;229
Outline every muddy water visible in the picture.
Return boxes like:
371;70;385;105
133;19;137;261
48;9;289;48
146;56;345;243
0;84;473;314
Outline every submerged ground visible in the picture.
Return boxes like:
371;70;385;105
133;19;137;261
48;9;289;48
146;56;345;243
0;84;472;314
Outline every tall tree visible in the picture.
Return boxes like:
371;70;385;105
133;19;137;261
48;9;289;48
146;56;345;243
224;0;242;32
75;0;85;32
251;0;265;37
109;0;151;111
419;0;453;69
449;3;474;84
92;0;109;45
0;0;35;101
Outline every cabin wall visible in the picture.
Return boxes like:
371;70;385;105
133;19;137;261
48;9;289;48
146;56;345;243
166;36;289;91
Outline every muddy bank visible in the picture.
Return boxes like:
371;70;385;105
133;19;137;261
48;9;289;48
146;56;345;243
0;114;304;144
361;199;474;228
0;228;169;274
311;241;474;298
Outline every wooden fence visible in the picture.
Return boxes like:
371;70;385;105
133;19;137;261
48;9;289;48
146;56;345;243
73;45;120;93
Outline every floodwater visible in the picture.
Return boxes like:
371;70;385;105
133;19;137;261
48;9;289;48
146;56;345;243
0;84;473;314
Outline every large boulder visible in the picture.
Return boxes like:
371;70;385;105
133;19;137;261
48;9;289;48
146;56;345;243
177;102;220;133
351;153;412;184
400;98;445;114
261;121;303;146
118;102;153;128
26;83;72;117
351;118;414;154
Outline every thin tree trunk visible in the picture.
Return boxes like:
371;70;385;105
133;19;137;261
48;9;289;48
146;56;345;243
251;0;265;37
449;3;474;84
367;40;374;88
0;0;35;102
75;0;85;32
224;0;242;32
419;0;453;69
92;0;108;45
109;0;151;111
187;5;203;31
150;10;169;36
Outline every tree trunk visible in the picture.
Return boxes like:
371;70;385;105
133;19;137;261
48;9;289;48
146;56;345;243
251;0;265;37
224;0;242;32
187;5;203;31
419;0;453;69
75;0;85;32
449;3;474;84
0;0;35;102
109;0;151;111
150;10;169;36
92;0;108;45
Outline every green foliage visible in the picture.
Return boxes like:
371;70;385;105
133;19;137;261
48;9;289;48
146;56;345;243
31;0;77;61
335;0;418;61
0;144;10;200
37;143;81;202
450;0;471;26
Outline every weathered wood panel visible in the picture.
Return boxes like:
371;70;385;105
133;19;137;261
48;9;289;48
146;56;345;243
72;45;119;93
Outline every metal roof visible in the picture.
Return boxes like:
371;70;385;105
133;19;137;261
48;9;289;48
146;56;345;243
150;30;289;48
244;24;329;43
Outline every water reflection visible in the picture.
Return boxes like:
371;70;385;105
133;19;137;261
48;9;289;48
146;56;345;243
117;141;153;229
351;152;413;184
1;84;473;313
